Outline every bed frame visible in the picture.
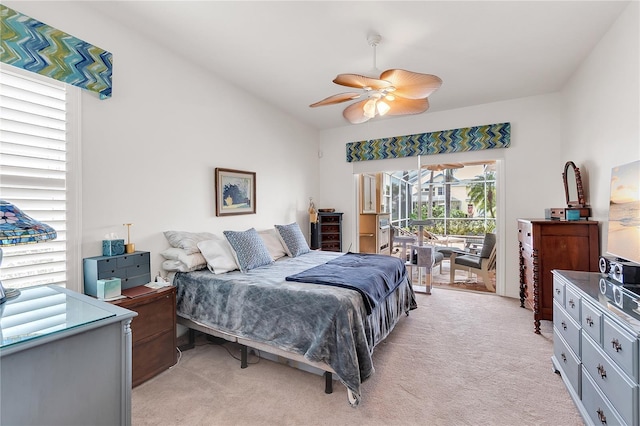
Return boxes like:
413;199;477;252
177;315;354;403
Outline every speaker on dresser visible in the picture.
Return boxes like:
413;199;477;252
599;255;640;284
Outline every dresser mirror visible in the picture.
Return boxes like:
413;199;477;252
563;161;586;208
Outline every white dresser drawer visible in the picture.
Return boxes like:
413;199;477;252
603;316;638;382
553;279;565;306
565;285;581;323
582;300;602;345
581;368;626;426
554;301;581;356
553;331;581;396
581;332;637;426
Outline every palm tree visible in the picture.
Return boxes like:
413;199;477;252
468;171;496;217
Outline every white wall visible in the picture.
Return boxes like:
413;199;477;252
319;94;564;298
6;2;320;288
318;1;639;299
562;1;640;248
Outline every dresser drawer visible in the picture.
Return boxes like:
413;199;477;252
117;251;150;268
132;329;177;387
517;220;532;247
564;285;581;323
581;300;602;345
130;293;175;342
554;301;581;356
553;331;581;396
581;368;627;426
553;278;565;306
581;332;637;425
603;316;638;381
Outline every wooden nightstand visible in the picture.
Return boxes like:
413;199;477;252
111;286;177;387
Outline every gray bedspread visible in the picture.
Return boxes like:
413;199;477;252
174;251;416;404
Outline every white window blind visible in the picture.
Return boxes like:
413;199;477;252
0;68;79;291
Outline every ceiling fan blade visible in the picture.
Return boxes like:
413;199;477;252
385;97;430;116
333;73;391;90
309;92;361;107
342;99;372;124
380;69;442;99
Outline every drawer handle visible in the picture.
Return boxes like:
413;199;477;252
555;288;561;295
611;338;622;352
597;408;607;424
561;352;567;363
561;321;567;331
586;316;594;327
527;232;531;237
597;364;607;379
568;299;575;309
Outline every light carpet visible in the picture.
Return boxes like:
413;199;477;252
132;290;582;425
430;261;496;294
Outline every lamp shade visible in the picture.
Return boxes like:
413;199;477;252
0;200;57;246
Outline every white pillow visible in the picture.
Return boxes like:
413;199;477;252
258;229;287;260
197;239;239;274
161;259;205;273
159;247;207;269
163;230;216;254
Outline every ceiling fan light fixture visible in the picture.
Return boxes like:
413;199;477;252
363;98;377;118
311;33;442;124
377;100;390;116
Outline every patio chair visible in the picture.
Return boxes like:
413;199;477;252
449;233;497;291
408;245;443;294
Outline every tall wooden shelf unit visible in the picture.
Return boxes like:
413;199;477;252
517;218;599;333
358;173;391;254
311;212;343;251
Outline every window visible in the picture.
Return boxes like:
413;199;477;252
381;161;497;236
0;67;81;292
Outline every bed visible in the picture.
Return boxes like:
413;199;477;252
173;249;417;406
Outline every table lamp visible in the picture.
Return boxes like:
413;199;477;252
0;200;57;304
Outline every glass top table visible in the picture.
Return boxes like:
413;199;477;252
0;285;115;349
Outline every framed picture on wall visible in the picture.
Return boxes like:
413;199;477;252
215;168;256;216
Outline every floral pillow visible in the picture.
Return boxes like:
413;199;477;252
275;222;310;258
223;228;273;273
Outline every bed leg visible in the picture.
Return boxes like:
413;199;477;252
324;372;333;394
178;328;196;351
240;345;248;369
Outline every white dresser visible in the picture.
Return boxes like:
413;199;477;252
552;270;640;426
0;285;136;426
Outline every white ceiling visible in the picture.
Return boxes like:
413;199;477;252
85;1;629;131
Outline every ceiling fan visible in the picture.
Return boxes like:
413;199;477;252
310;34;442;124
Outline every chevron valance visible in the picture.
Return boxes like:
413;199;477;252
346;122;511;162
1;5;113;99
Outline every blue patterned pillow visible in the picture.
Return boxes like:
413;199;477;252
223;228;273;273
275;222;310;257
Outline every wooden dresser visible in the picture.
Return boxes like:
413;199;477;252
112;286;177;386
517;219;599;333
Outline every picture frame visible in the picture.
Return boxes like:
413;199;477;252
215;168;256;216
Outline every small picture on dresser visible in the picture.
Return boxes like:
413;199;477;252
215;168;256;216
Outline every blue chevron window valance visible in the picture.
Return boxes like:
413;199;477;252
1;5;112;99
346;122;511;162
